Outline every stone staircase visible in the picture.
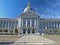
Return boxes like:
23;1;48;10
13;34;55;45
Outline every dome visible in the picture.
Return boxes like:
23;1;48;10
23;2;34;13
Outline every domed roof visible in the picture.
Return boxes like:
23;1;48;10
23;2;34;13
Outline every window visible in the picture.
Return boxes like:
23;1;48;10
0;22;2;28
32;29;35;34
23;18;26;27
9;22;11;28
11;22;14;29
27;29;30;34
6;22;8;28
23;29;26;34
27;18;30;27
32;18;35;27
3;22;6;28
15;22;17;28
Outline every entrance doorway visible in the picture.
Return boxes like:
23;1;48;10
27;29;30;34
23;29;26;34
32;29;35;34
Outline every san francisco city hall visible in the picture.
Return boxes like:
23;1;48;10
0;2;60;34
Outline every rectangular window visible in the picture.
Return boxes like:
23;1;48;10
32;18;35;27
27;18;30;27
0;22;2;28
9;22;11;28
23;18;26;27
11;22;14;29
6;22;8;28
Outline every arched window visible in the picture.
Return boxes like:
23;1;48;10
27;29;30;34
32;29;35;34
23;29;26;34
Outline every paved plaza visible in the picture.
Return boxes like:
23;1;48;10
0;35;60;45
13;34;55;45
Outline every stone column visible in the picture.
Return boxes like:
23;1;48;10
26;18;27;27
35;19;36;27
26;29;27;34
50;22;52;28
5;22;6;29
56;23;58;28
14;22;15;29
57;23;58;29
18;18;22;28
47;22;48;29
11;22;12;28
37;19;38;27
58;24;59;29
30;18;32;27
8;22;9;32
53;23;54;28
22;18;23;27
30;29;32;34
2;22;3;29
59;24;60;28
55;22;56;28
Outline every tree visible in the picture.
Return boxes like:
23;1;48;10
0;29;2;34
50;29;52;34
58;29;60;34
14;28;18;35
4;29;8;34
49;29;54;35
43;29;48;35
54;29;58;34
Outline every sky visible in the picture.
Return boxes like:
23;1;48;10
0;0;60;18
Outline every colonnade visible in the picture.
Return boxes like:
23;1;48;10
40;21;60;29
21;18;38;27
0;21;17;30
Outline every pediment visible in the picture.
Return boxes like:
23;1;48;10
18;12;40;18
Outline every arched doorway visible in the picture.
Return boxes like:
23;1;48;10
32;29;35;34
27;29;30;34
23;29;26;34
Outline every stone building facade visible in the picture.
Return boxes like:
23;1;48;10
0;2;60;34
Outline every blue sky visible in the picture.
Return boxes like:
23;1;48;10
0;0;60;18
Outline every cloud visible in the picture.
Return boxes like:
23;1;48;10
56;16;60;18
41;14;54;18
52;3;60;8
50;0;60;8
